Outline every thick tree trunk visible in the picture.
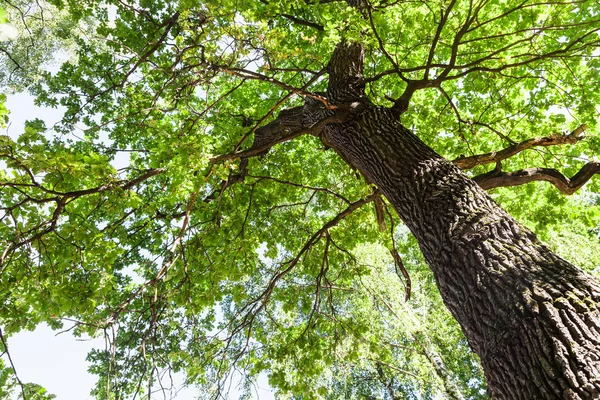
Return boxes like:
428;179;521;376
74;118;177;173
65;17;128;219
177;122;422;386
321;105;600;399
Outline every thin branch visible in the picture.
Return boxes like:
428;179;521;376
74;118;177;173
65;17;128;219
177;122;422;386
225;191;379;337
469;120;516;144
256;191;379;308
107;185;197;323
466;1;586;34
383;203;411;301
119;12;180;87
195;79;246;120
366;6;407;82
363;18;600;84
0;168;165;268
446;27;600;81
219;66;331;107
0;327;26;400
248;174;351;204
0;168;165;199
425;0;457;80
390;248;411;302
373;359;421;380
438;0;478;81
297;232;330;339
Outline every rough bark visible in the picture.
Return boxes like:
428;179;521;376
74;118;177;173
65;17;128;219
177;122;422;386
321;103;600;399
314;42;600;399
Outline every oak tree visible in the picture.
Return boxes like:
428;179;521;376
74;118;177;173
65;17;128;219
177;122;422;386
1;0;600;398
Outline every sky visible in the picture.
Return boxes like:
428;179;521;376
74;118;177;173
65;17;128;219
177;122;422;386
7;323;103;399
7;322;273;399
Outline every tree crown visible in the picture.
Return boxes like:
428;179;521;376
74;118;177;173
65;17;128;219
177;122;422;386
1;0;599;398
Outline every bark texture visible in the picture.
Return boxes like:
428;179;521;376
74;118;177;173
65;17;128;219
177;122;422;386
314;42;600;399
323;106;600;399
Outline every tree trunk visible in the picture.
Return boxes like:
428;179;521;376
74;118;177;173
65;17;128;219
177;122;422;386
413;329;464;400
321;104;600;398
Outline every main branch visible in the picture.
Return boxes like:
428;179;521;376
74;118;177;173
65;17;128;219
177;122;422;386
474;161;600;195
453;124;588;170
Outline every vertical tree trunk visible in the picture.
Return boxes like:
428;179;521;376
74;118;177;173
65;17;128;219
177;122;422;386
413;330;464;400
322;105;600;399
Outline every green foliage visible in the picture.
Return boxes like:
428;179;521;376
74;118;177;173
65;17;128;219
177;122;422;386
19;383;57;400
0;7;8;24
0;359;16;398
0;94;8;127
0;1;91;91
1;0;599;398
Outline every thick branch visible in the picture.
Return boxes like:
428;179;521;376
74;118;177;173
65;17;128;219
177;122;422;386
233;68;327;152
0;45;23;70
390;80;438;116
474;161;600;195
211;107;351;163
453;124;588;170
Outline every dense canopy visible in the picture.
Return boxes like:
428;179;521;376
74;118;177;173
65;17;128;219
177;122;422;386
1;0;600;399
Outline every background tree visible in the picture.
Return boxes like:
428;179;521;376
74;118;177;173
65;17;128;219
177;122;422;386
0;0;88;91
1;0;600;399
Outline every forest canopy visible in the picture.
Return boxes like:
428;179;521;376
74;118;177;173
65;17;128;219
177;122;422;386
1;0;600;399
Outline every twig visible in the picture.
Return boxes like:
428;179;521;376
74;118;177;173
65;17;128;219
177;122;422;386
0;327;26;400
